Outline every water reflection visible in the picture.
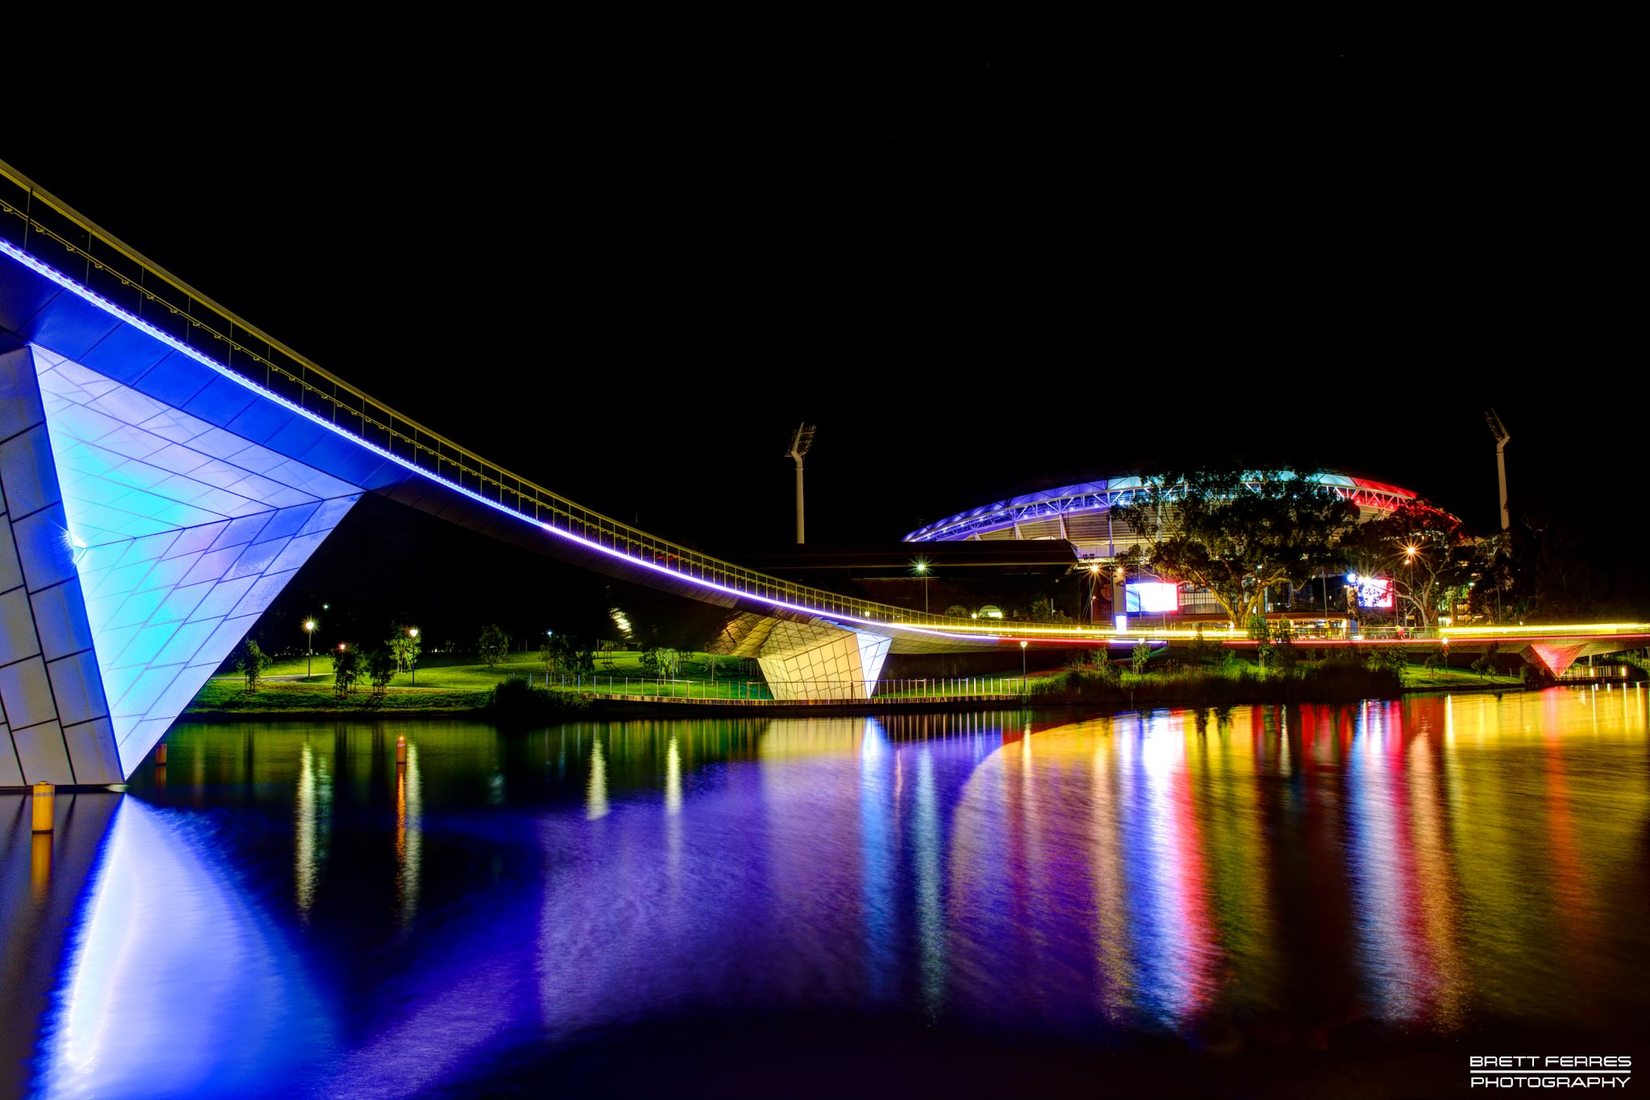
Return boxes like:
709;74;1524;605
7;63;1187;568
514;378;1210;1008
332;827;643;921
294;738;329;921
41;798;334;1098
586;736;608;820
0;691;1644;1094
396;741;422;928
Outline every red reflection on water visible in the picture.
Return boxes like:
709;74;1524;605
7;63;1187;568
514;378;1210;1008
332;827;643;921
1541;726;1596;988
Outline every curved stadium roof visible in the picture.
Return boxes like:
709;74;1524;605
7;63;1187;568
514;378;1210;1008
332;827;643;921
904;472;1428;559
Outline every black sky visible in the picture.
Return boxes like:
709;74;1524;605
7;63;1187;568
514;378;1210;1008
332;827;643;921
5;45;1639;560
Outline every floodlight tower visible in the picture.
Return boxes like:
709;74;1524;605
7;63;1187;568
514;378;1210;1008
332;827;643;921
786;423;816;544
1485;408;1511;531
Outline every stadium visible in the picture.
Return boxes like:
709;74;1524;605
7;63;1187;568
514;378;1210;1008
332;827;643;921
902;471;1438;626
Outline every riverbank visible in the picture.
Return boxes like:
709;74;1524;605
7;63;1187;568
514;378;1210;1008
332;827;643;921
180;653;1536;722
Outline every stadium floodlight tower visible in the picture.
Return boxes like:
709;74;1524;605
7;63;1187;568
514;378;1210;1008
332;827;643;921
786;423;817;544
1485;408;1512;531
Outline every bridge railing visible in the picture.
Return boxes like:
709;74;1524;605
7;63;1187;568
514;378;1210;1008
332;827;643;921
0;161;1007;633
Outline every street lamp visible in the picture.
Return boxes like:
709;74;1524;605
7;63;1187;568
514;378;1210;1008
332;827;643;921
408;626;420;686
912;558;930;614
303;619;316;679
1401;544;1420;632
1020;639;1028;694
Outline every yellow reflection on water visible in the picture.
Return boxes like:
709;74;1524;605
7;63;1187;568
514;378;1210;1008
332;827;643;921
395;742;422;928
586;738;608;821
31;832;51;905
294;739;330;921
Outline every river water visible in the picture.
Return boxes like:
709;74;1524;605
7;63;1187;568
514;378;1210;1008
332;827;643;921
3;687;1648;1098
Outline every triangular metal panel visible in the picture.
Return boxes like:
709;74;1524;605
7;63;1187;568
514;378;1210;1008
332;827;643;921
13;348;364;779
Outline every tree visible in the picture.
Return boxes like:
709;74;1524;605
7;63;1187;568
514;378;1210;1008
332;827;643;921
1115;468;1358;629
238;638;272;693
332;646;360;698
1028;595;1070;623
389;626;421;674
640;647;680;679
541;634;596;682
1131;637;1153;675
367;648;397;696
1270;618;1299;674
1342;500;1479;631
477;624;510;669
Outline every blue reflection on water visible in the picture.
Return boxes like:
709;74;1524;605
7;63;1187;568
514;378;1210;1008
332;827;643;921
859;718;895;1003
39;798;336;1099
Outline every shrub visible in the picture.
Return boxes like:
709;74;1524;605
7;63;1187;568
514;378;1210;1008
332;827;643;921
489;676;591;724
1365;647;1405;675
477;624;510;669
238;639;272;693
367;648;397;695
1132;638;1153;675
332;646;360;698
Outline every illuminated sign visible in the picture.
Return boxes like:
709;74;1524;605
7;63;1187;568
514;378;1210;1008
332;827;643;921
1353;575;1393;609
1125;582;1180;614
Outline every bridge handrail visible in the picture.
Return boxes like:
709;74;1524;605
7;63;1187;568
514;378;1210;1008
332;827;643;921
0;160;1000;632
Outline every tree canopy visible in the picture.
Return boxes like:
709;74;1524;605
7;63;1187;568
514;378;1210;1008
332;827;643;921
237;639;272;693
1114;468;1359;627
477;624;510;669
1342;500;1480;630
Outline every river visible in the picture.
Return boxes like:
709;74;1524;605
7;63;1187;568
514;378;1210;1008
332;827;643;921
3;687;1647;1097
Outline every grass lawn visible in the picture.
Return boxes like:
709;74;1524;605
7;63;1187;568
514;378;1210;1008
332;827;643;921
189;650;755;713
188;649;1530;715
1398;663;1523;690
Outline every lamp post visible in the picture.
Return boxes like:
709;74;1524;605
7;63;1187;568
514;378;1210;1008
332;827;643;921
1020;639;1028;694
303;619;316;679
913;558;930;614
1403;544;1418;631
408;626;420;686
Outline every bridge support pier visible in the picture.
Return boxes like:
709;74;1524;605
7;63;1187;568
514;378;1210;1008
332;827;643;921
1522;640;1621;679
755;621;891;702
1;344;360;785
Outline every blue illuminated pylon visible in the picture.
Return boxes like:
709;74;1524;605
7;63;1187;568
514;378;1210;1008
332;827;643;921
0;345;359;783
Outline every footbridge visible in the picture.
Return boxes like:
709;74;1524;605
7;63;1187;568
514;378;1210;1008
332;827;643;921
1;161;1644;786
0;162;1077;785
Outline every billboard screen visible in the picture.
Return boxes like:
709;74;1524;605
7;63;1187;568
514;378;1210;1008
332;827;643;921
1354;575;1393;609
1125;582;1179;614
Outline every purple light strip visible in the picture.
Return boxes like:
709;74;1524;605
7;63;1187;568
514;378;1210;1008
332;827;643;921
2;241;1004;645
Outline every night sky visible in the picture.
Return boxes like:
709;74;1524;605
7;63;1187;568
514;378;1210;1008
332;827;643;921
6;46;1640;569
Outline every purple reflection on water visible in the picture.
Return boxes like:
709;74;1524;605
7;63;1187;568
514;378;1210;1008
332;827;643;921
38;798;336;1099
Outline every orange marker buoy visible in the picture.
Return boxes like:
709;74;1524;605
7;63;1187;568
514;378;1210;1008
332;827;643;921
31;782;55;833
395;735;407;767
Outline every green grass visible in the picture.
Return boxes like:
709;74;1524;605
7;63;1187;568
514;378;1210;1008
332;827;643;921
190;649;1531;716
189;649;756;713
190;679;489;712
1397;663;1523;690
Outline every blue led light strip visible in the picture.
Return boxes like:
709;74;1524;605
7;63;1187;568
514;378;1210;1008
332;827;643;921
2;241;1005;647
